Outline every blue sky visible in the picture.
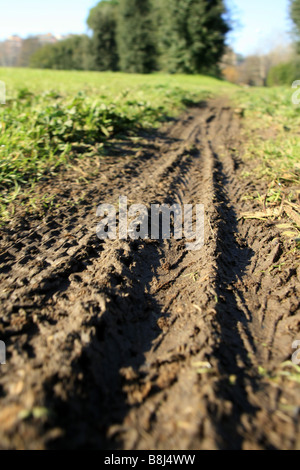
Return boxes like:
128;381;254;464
0;0;97;40
227;0;293;55
0;0;293;56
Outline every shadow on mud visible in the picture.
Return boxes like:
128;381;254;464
44;239;165;449
208;151;262;450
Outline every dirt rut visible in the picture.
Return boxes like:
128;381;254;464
0;100;299;450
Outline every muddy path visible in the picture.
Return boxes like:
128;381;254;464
0;99;299;450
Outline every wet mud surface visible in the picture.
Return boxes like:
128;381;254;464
0;100;299;449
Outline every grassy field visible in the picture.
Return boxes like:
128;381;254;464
0;68;234;98
234;87;300;240
236;86;300;184
0;68;236;221
0;67;299;234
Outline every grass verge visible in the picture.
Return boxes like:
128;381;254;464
234;86;300;243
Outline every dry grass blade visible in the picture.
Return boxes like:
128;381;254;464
283;203;300;228
241;208;281;220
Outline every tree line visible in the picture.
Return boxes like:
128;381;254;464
267;0;300;86
30;0;229;74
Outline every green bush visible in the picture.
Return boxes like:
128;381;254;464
267;62;298;87
30;36;94;71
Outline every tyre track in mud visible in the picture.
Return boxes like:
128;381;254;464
0;100;299;450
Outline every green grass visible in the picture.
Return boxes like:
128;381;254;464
0;68;235;222
234;86;300;239
235;87;300;184
0;68;234;100
259;361;300;385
